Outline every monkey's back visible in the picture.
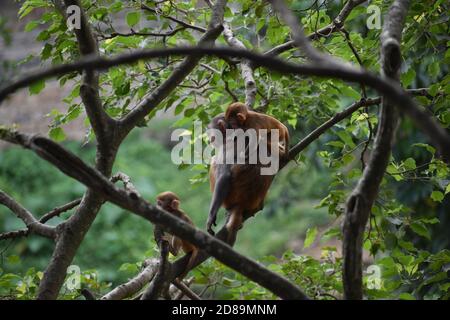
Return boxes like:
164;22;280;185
224;164;274;215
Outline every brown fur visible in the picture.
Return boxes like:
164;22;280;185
208;103;289;242
156;191;198;278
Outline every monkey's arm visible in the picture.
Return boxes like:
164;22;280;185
207;163;232;235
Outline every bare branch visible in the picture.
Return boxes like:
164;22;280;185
172;279;201;300
269;0;325;61
223;23;257;108
141;226;171;300
264;0;367;57
343;0;409;300
287;97;381;162
0;198;81;241
111;172;140;199
141;3;207;33
99;27;186;40
101;259;158;300
0;128;308;300
40;198;82;223
60;0;115;145
0;190;55;239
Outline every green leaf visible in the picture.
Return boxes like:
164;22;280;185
49;127;66;142
412;143;435;154
303;227;318;249
184;108;195;117
25;20;39;32
336;130;356;148
401;68;416;87
421;217;439;224
29;80;45;95
403;158;416;170
7;255;20;264
398;293;415;300
445;183;450;195
428;61;440;78
339;86;361;100
430;190;444;202
410;221;430;240
126;11;140;27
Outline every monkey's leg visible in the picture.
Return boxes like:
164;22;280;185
225;210;243;244
207;164;232;235
178;249;198;280
169;236;182;256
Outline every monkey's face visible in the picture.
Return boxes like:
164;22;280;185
228;113;246;129
156;192;180;213
208;117;228;145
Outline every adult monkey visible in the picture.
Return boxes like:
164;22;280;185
207;103;290;242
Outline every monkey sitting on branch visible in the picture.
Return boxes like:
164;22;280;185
207;102;290;242
156;191;198;279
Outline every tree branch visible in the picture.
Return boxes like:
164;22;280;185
223;23;257;108
269;0;325;61
141;226;171;300
264;0;367;57
101;259;158;300
1;46;449;159
60;0;115;145
140;3;207;33
287;97;380;162
172;279;201;300
99;27;186;40
111;172;140;198
0;190;55;239
343;0;409;300
0;198;81;241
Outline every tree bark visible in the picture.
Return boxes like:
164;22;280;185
342;0;410;300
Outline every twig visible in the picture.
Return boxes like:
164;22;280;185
140;3;206;33
0;198;81;241
264;0;368;57
99;27;186;40
0;190;55;239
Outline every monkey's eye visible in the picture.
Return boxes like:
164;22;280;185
157;200;162;206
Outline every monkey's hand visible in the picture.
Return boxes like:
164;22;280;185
206;217;217;235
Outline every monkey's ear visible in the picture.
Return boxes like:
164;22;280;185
218;119;226;132
171;199;180;210
237;113;246;124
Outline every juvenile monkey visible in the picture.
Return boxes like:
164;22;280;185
156;191;198;278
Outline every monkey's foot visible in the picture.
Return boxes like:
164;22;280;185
206;216;217;235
